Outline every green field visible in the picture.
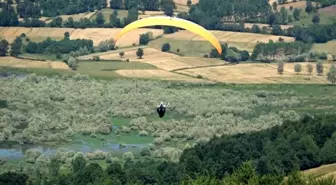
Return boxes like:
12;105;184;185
292;11;336;26
76;60;158;78
19;53;59;61
148;37;257;57
148;38;215;57
91;8;128;23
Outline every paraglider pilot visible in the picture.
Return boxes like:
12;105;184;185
157;102;168;118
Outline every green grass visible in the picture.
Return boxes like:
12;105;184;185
312;40;336;55
188;83;336;114
292;11;336;26
148;37;256;57
92;8;128;23
19;53;59;61
76;60;157;78
149;38;215;57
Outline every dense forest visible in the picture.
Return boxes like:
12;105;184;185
15;0;106;17
0;113;335;185
25;35;94;55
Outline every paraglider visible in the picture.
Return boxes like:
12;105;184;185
157;102;168;118
114;16;222;55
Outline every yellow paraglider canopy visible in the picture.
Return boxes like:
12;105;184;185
114;16;222;55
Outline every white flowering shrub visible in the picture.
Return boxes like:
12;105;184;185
0;75;303;147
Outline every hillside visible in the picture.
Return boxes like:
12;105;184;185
149;30;295;55
0;27;164;47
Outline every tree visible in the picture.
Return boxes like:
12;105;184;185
136;48;144;59
305;0;313;14
272;25;283;35
320;133;336;163
110;0;123;9
0;4;19;26
278;61;284;74
110;11;118;27
96;11;105;25
280;7;288;24
316;61;323;75
72;153;87;172
10;37;22;56
0;39;9;56
268;14;277;26
293;8;301;21
272;2;278;12
64;32;70;39
0;172;28;185
187;0;192;6
126;7;138;24
294;63;302;74
288;15;293;23
50;17;63;27
327;65;336;85
119;51;124;58
98;39;115;52
240;50;250;61
251;25;261;33
225;49;239;63
68;56;78;70
139;33;150;45
312;15;320;24
161;43;171;52
306;63;313;75
162;0;175;16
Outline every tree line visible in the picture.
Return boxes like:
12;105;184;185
0;113;335;185
0;33;94;58
16;0;106;18
209;43;250;63
251;40;312;61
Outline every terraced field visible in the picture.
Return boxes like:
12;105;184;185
149;30;295;55
0;27;164;47
0;57;69;69
177;62;334;84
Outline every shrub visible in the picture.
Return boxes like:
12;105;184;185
92;56;100;61
139;33;150;45
140;147;151;156
161;43;171;52
139;130;148;136
277;61;284;74
119;52;124;58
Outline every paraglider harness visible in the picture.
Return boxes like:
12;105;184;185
157;102;168;118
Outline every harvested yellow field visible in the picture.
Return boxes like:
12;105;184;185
0;27;164;47
134;55;225;71
70;28;164;46
178;62;334;84
49;61;70;69
115;69;205;82
279;1;316;9
0;27;75;43
92;48;174;60
80;47;225;71
0;57;69;69
302;163;336;180
163;30;295;43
